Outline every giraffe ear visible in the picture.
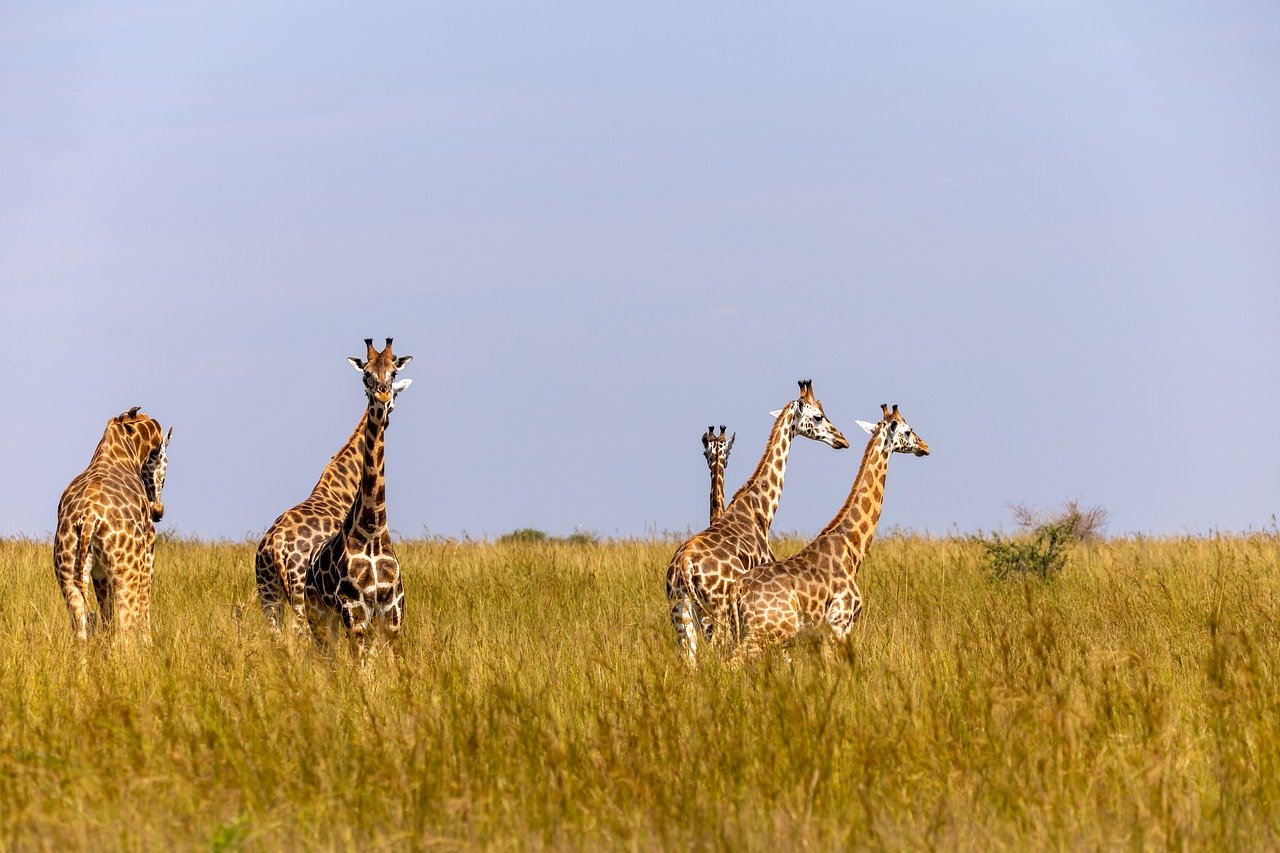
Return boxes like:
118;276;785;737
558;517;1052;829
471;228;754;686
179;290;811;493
726;433;735;452
854;420;876;435
768;409;783;418
394;355;413;370
391;378;413;394
164;427;173;447
348;357;366;372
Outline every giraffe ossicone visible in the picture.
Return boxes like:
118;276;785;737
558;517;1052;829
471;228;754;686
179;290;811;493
729;403;930;662
666;379;849;664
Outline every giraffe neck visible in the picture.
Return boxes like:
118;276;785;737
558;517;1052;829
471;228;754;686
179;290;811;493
310;411;368;500
709;458;727;524
89;421;153;472
726;404;796;528
813;429;891;575
343;409;388;548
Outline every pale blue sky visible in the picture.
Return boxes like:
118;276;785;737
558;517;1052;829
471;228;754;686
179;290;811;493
2;2;1277;540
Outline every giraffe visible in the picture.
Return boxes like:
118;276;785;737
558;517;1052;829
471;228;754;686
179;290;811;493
666;380;849;663
729;404;930;661
304;338;413;654
702;425;735;525
255;411;369;633
53;407;172;641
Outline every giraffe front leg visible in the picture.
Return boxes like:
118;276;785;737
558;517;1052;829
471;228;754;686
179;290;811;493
340;596;375;660
376;575;406;655
138;530;156;644
825;589;862;645
303;586;336;651
108;532;149;642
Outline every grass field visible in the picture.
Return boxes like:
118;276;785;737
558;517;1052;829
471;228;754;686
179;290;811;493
2;532;1279;849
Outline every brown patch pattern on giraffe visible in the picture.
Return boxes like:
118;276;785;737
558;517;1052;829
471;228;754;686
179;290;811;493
665;380;850;663
53;407;172;641
255;412;368;633
729;404;930;661
304;338;413;655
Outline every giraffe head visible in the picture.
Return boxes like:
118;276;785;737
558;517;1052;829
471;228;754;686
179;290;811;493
141;427;173;523
348;338;413;422
770;380;849;449
855;403;931;457
702;425;734;472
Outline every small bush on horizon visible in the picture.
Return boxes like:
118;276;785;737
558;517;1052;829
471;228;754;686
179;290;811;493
977;501;1106;580
498;528;549;544
497;528;600;545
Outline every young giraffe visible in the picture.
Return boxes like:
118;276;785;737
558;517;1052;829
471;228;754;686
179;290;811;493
304;338;413;653
255;411;369;633
53;407;172;641
729;404;930;661
702;425;735;524
666;380;849;663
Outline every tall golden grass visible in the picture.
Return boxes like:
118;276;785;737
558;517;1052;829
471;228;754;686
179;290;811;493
1;532;1278;848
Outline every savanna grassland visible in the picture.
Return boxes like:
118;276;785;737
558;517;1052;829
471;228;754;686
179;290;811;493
2;533;1279;849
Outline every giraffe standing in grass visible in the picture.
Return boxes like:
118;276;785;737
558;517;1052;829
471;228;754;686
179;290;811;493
729;404;930;661
53;407;173;641
702;425;734;524
305;338;413;653
666;380;849;663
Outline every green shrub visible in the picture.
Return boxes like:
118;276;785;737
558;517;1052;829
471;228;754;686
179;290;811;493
976;502;1103;580
498;528;549;544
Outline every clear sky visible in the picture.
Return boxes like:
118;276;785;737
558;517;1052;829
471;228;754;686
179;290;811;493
2;2;1277;541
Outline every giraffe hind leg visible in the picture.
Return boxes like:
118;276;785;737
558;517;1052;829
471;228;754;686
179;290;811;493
670;596;700;665
255;544;288;633
61;582;91;642
91;566;113;633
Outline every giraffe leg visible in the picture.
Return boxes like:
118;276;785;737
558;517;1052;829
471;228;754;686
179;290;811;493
304;589;338;651
284;553;314;637
53;517;95;637
110;553;141;639
138;526;156;644
255;542;287;633
376;575;405;656
726;598;766;667
54;526;92;642
825;590;861;644
670;596;699;665
342;596;374;661
91;566;113;632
